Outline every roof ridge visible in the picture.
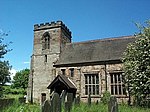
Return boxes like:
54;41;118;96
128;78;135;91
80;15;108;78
66;35;134;46
67;77;77;88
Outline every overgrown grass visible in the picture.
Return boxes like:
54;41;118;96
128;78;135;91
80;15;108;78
2;100;40;112
2;101;150;112
63;103;150;112
70;103;107;112
119;104;150;112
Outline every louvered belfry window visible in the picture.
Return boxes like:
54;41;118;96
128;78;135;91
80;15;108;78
42;32;50;50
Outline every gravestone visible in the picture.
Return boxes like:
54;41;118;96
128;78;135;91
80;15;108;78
67;93;74;103
108;96;118;112
65;93;74;112
60;90;67;104
41;100;51;112
96;100;99;105
51;93;61;112
65;102;71;112
75;95;80;105
88;94;91;106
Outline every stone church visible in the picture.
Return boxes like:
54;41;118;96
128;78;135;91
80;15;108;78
27;21;135;104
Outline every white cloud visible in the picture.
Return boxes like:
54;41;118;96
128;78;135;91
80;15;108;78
9;69;17;81
5;69;17;85
23;61;30;64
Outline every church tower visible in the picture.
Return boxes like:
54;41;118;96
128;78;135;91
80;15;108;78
27;21;72;103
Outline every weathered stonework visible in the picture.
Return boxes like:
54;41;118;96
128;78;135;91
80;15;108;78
56;63;125;103
28;21;134;104
27;21;71;103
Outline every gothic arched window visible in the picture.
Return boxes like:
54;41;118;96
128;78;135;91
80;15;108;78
42;32;50;50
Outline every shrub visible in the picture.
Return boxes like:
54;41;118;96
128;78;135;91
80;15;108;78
101;91;111;104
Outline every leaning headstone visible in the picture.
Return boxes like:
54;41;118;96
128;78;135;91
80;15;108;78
88;94;91;106
108;96;118;112
96;100;99;105
67;93;74;103
41;100;51;112
60;90;67;104
75;95;80;105
51;93;61;112
65;101;72;112
19;97;26;103
65;93;74;112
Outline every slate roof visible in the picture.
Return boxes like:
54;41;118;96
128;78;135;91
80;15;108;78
47;74;77;90
54;36;135;67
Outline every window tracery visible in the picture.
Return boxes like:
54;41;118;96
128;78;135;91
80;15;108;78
42;32;50;50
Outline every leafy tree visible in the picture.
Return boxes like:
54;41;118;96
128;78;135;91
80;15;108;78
0;31;11;97
0;32;9;58
12;69;30;90
122;21;150;106
0;61;11;85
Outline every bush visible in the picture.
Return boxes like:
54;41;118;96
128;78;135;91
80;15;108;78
3;87;11;94
101;91;111;104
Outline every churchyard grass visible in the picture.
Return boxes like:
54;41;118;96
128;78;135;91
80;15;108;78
62;102;150;112
119;104;150;112
2;100;40;112
2;101;150;112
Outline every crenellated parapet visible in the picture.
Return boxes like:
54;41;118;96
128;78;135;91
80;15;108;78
34;21;71;35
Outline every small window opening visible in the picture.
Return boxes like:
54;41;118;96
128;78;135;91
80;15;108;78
45;55;47;63
70;68;74;77
42;32;50;50
61;69;66;75
41;93;46;104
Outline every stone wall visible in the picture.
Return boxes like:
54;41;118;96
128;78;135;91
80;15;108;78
56;63;128;103
28;21;129;104
27;21;71;104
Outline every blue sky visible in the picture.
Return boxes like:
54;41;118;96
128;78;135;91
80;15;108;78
0;0;150;72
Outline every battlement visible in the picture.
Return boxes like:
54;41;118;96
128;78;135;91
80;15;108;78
34;21;71;35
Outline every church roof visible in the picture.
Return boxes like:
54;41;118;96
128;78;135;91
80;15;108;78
54;36;135;67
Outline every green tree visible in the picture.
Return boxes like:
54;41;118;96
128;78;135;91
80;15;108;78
12;69;30;90
0;61;11;85
122;21;150;106
0;31;11;97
